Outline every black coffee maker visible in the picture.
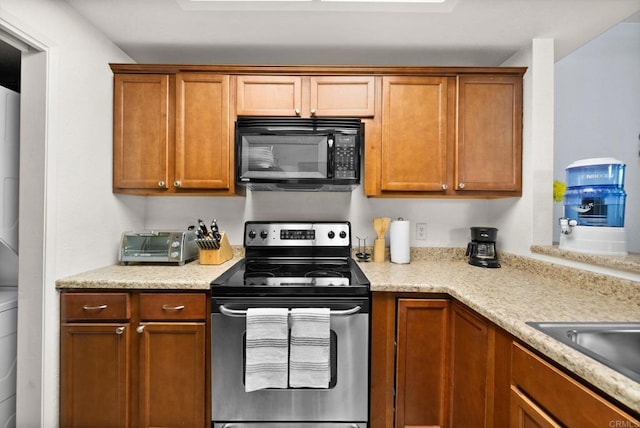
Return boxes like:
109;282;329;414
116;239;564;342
465;227;500;268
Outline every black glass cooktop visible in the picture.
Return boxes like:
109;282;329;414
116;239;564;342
211;258;370;296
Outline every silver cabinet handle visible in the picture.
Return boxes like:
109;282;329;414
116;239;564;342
459;182;466;189
161;305;185;311
441;184;448;190
158;180;165;187
294;108;301;116
82;304;107;311
310;108;316;116
115;326;125;335
173;180;181;187
219;305;361;318
136;325;145;334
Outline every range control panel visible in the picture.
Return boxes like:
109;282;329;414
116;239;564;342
244;222;350;247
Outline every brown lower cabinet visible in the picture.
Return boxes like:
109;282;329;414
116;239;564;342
371;292;639;428
60;291;209;428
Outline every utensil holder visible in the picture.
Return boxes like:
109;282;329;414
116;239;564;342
199;232;233;265
373;238;385;263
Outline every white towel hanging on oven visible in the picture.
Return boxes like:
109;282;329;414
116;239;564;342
245;307;289;392
289;308;331;388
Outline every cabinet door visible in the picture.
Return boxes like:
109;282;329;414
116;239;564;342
449;303;492;427
510;386;562;428
310;76;375;117
175;73;231;190
236;75;302;116
456;75;522;192
113;74;170;190
60;323;131;428
138;322;206;428
381;76;450;192
396;299;450;428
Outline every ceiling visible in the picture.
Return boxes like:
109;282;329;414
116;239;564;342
1;0;639;90
62;0;640;66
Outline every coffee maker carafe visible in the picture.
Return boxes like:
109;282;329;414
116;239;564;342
466;227;500;268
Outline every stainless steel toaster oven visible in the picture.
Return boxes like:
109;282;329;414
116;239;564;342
119;230;198;265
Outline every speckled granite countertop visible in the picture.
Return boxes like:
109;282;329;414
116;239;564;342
56;248;640;414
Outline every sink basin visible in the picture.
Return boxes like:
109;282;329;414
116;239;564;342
526;322;640;383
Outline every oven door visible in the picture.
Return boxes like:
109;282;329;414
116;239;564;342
211;297;369;427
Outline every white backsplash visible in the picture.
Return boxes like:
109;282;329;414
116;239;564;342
143;186;492;249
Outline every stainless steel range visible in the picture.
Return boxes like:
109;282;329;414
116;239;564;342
210;221;370;428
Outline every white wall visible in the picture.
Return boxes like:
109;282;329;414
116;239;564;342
144;192;491;249
1;0;142;426
488;39;555;256
553;22;640;252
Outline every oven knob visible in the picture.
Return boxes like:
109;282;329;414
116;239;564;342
328;231;335;239
260;230;268;239
248;230;256;240
339;231;347;239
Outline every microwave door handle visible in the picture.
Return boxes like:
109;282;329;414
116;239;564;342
327;136;335;179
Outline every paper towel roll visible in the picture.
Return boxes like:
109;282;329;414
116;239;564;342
390;218;410;264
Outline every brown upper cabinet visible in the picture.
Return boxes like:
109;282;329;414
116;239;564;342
110;64;524;198
113;72;234;195
456;74;523;193
378;76;452;193
236;75;375;117
365;72;523;197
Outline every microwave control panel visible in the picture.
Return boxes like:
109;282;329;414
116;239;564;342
334;135;358;179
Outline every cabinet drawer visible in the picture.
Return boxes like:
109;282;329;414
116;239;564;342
61;293;130;321
139;293;207;321
511;342;639;427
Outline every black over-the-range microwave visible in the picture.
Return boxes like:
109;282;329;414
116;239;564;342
235;116;364;192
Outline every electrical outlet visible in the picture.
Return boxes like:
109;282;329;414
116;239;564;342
416;223;427;240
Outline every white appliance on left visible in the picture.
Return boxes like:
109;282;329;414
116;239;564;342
0;84;19;428
0;85;19;287
0;289;17;428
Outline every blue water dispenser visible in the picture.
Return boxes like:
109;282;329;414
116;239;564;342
559;158;627;255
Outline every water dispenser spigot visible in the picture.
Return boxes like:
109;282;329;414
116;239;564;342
559;217;577;235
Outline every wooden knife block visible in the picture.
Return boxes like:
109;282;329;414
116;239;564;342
199;232;233;265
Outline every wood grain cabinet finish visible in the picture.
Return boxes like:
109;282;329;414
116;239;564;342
367;72;523;197
236;75;375;117
60;293;131;427
113;74;170;191
60;291;209;428
511;342;640;428
395;298;450;428
137;293;207;427
379;76;451;193
370;293;639;428
456;74;522;194
113;72;234;195
174;73;231;191
449;303;494;428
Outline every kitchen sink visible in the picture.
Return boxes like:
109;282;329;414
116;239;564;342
526;322;640;383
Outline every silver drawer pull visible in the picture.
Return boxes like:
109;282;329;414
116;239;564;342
161;305;185;311
82;304;107;311
219;305;361;318
115;326;125;335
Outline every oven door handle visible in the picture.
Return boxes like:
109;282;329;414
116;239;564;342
218;304;362;318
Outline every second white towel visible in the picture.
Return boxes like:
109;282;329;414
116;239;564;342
289;308;331;388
